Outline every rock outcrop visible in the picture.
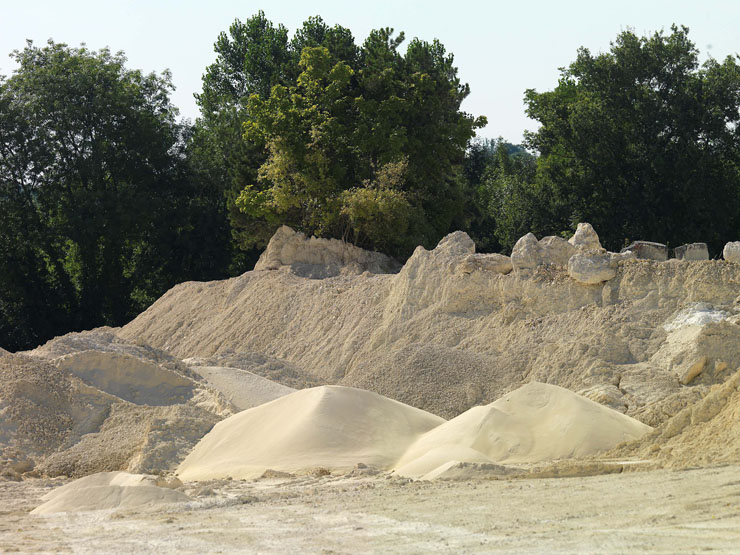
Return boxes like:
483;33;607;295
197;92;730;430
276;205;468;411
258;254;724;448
510;232;543;274
254;225;400;278
567;251;634;285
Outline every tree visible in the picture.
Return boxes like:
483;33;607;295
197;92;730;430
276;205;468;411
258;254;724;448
524;25;740;253
0;40;231;350
235;17;485;257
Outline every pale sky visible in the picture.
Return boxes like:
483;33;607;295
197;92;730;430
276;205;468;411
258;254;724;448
2;0;739;143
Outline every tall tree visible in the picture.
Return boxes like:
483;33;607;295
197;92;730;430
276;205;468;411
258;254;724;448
525;25;740;253
235;18;485;257
0;41;231;350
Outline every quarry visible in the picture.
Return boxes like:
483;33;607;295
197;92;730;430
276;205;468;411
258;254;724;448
3;224;740;552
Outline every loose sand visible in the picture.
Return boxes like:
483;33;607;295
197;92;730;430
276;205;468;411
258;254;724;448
394;382;651;478
30;472;189;514
178;385;444;480
187;365;295;410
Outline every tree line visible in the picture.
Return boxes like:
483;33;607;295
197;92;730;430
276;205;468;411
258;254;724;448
2;16;740;350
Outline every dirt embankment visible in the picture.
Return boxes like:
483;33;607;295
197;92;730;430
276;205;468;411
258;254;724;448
120;228;740;425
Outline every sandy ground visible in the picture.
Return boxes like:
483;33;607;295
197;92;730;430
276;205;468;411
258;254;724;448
3;465;740;553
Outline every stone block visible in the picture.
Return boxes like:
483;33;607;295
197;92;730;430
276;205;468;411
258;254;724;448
620;241;668;261
673;243;709;261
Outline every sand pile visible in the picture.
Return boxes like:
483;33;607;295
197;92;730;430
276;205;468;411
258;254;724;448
2;334;235;478
394;383;651;479
183;351;322;390
187;365;295;410
119;226;740;425
56;351;196;406
0;353;116;476
610;368;740;468
178;383;649;482
31;471;189;514
177;385;444;480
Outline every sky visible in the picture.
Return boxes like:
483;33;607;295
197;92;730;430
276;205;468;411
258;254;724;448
2;0;739;144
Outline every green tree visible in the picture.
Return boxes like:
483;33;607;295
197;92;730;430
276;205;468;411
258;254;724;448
0;41;231;350
525;25;740;253
235;18;485;257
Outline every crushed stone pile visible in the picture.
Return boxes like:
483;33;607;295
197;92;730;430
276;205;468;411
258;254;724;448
609;368;740;468
119;225;740;425
1;333;237;478
0;353;116;478
31;471;189;514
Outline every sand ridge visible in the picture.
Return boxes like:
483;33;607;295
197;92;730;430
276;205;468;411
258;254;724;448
177;383;651;481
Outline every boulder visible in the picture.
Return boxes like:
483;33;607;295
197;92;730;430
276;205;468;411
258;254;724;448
723;241;740;263
458;253;512;275
510;233;543;273
539;236;575;267
568;223;602;251
673;243;709;261
621;241;668;261
436;231;476;256
568;252;616;285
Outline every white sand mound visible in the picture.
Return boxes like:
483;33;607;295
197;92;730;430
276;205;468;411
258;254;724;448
177;385;444;481
31;471;189;514
394;382;652;478
188;365;295;411
55;351;195;406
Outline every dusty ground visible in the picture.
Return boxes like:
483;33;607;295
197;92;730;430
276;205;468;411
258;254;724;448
3;465;740;553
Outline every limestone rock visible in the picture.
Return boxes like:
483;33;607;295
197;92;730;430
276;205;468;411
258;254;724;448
723;241;740;263
568;223;602;251
673;243;709;261
254;225;400;278
567;252;617;285
680;356;708;385
621;241;668;261
511;233;543;273
458;253;512;275
539;236;575;267
435;231;475;256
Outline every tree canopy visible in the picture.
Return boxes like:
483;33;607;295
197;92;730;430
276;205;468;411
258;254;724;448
524;25;740;253
199;13;485;257
0;41;233;350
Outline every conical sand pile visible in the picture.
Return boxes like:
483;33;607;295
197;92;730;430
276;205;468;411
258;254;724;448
394;382;651;478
